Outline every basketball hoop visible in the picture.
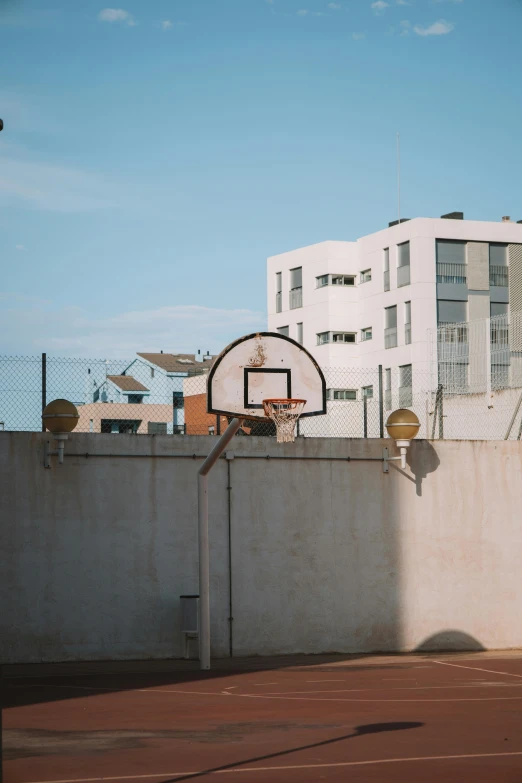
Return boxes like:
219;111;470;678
262;398;306;443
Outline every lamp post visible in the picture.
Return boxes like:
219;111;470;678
42;398;80;467
385;408;420;470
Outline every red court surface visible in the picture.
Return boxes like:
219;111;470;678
3;651;522;783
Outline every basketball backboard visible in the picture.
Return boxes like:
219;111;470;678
207;332;326;420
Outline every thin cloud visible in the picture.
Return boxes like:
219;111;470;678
15;244;26;251
414;18;454;35
0;152;122;213
352;31;366;39
328;2;342;8
433;0;462;3
0;302;266;357
396;0;411;5
371;1;389;15
161;20;173;30
98;8;136;26
297;9;309;15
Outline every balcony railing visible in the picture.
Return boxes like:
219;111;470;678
397;264;410;288
490;265;508;287
384;326;398;349
405;323;411;345
289;287;303;310
384;270;390;292
436;262;467;285
276;292;282;313
437;324;468;344
399;385;413;408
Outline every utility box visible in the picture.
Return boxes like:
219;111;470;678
180;595;199;659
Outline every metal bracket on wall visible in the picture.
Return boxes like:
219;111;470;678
382;447;389;473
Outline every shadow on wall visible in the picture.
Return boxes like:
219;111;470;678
408;440;440;497
415;630;486;653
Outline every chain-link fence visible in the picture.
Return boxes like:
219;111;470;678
2;352;522;440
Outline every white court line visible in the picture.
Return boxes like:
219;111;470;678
435;660;522;679
230;692;522;703
236;682;522;696
306;679;345;683
23;750;522;783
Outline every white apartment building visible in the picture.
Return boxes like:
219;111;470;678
267;213;522;402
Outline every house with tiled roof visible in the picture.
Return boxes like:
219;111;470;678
80;351;215;435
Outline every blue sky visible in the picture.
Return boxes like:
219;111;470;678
1;0;521;357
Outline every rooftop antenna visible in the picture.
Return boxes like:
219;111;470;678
397;131;401;224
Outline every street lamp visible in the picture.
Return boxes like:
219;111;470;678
42;399;79;467
385;408;420;470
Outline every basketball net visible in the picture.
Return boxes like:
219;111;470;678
262;399;306;443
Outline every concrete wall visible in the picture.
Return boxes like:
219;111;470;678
2;432;522;663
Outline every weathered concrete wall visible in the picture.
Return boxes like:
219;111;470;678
1;433;521;663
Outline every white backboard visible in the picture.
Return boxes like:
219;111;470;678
208;332;326;420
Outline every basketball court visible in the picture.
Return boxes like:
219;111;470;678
4;650;522;783
11;333;520;780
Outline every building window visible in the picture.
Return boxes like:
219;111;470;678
333;332;356;343
491;302;508;317
316;274;355;287
150;367;155;378
327;389;357;401
173;391;184;409
128;394;144;404
101;419;141;434
384;305;397;349
405;301;411;345
385;368;392;411
436;240;467;284
276;272;282;313
296;322;303;344
361;327;372;342
360;269;372;284
289;267;303;309
397;242;410;287
316;331;356;345
384;248;390;292
89;419;94;433
208;425;215;435
362;386;373;399
173;424;186;435
490;243;508;287
438;299;467;324
491;303;509;345
399;364;413;408
148;422;167;435
277;325;290;337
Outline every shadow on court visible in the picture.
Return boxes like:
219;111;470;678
159;722;424;783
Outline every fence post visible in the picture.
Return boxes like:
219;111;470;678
363;395;368;438
378;365;384;438
438;383;444;440
41;352;47;431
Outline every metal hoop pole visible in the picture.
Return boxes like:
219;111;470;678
197;417;242;670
